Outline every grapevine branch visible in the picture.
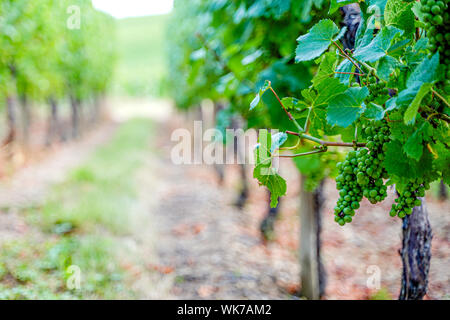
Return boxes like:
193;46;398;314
332;40;363;74
431;88;450;108
267;85;304;132
421;104;450;123
286;131;366;148
334;71;365;76
263;84;366;154
279;149;327;158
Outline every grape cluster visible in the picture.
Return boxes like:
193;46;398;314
334;121;390;226
335;151;363;226
420;0;450;94
360;122;390;203
390;179;431;218
364;75;389;103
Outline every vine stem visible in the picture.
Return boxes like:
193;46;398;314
335;71;365;76
279;149;327;158
268;86;304;132
332;40;363;74
286;130;366;148
431;88;450;108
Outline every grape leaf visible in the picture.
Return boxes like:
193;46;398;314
295;19;339;62
326;87;369;127
313;77;348;107
406;52;439;87
253;130;286;208
249;80;271;110
364;102;385;120
270;132;288;153
353;26;402;62
281;97;309;118
312;52;338;87
334;58;354;85
403;130;423;161
383;140;434;180
403;82;432;124
253;165;287;207
402;122;433;161
355;18;375;49
377;55;399;81
333;26;348;41
250;94;261;110
384;0;415;34
433;142;450;184
329;0;358;14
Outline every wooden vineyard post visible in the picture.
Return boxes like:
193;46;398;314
399;197;432;300
299;177;326;299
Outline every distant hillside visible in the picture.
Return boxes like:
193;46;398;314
114;14;169;97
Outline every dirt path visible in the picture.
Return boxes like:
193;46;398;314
0;123;117;241
139;122;298;299
0;123;117;209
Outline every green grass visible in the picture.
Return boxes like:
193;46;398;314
0;119;154;299
369;287;393;300
114;15;169;97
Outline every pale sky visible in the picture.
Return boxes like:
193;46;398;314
92;0;174;19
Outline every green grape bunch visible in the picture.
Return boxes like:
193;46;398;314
364;75;389;104
334;120;391;226
420;0;450;95
390;178;431;218
335;151;363;225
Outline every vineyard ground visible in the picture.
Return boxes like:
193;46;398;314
0;99;448;299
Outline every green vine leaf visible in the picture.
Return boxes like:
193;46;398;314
384;0;415;34
406;52;439;87
253;129;286;208
249;80;271;110
353;26;402;62
312;52;339;87
329;0;358;14
403;82;432;125
364;102;385;120
383;140;434;180
403;129;424;161
295;19;339;62
253;165;287;208
377;55;399;81
281;97;309;118
326;87;369;127
270;132;288;153
250;94;260;110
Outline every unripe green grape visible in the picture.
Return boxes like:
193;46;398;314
433;15;443;25
431;5;441;14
